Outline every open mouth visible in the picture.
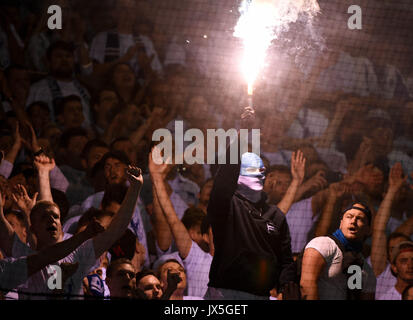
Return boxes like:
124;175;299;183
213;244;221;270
122;285;132;291
348;226;357;233
47;226;58;232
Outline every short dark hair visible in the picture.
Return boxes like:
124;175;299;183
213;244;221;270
81;139;108;160
340;201;372;225
89;87;119;122
9;163;36;181
155;259;185;278
30;201;60;222
106;258;134;278
102;183;128;210
46;40;75;60
26;101;50;117
181;207;205;230
4;210;26;224
135;268;157;284
59;127;88;148
54;95;82;118
386;232;411;277
100;150;130;167
387;232;411;251
200;215;210;235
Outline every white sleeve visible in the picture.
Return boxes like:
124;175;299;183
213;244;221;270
49;165;69;192
26;81;51;107
155;241;173;259
0;159;13;178
140;35;163;74
183;241;197;265
305;236;337;263
89;32;106;64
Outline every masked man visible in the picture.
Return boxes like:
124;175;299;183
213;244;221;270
204;107;297;300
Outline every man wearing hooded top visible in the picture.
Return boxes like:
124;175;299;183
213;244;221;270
204;106;298;300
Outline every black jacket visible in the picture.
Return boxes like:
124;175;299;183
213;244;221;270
207;143;296;296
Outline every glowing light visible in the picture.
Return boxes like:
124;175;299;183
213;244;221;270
234;0;321;96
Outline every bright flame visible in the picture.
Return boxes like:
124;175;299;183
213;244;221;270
234;0;321;95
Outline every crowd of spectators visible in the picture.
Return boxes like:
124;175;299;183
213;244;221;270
0;0;412;300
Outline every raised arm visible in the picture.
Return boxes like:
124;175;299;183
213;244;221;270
130;107;164;147
4;123;22;166
314;182;350;237
314;98;355;149
300;248;326;300
27;219;104;277
294;170;328;203
394;213;413;238
148;149;173;252
280;51;339;132
0;191;15;256
11;184;38;248
277;150;306;214
371;163;406;277
34;154;55;202
208;107;255;218
395;175;413;236
93;166;143;258
150;147;193;259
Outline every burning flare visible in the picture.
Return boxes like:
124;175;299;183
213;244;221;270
234;0;321;96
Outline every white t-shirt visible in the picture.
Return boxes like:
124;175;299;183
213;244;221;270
376;285;401;300
305;236;376;300
315;51;378;97
315;146;348;174
26;78;91;125
287;108;329;140
168;174;200;207
374;263;397;300
388;150;413;182
11;233;98;299
286;197;318;253
183;241;213;298
89;31;163;76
